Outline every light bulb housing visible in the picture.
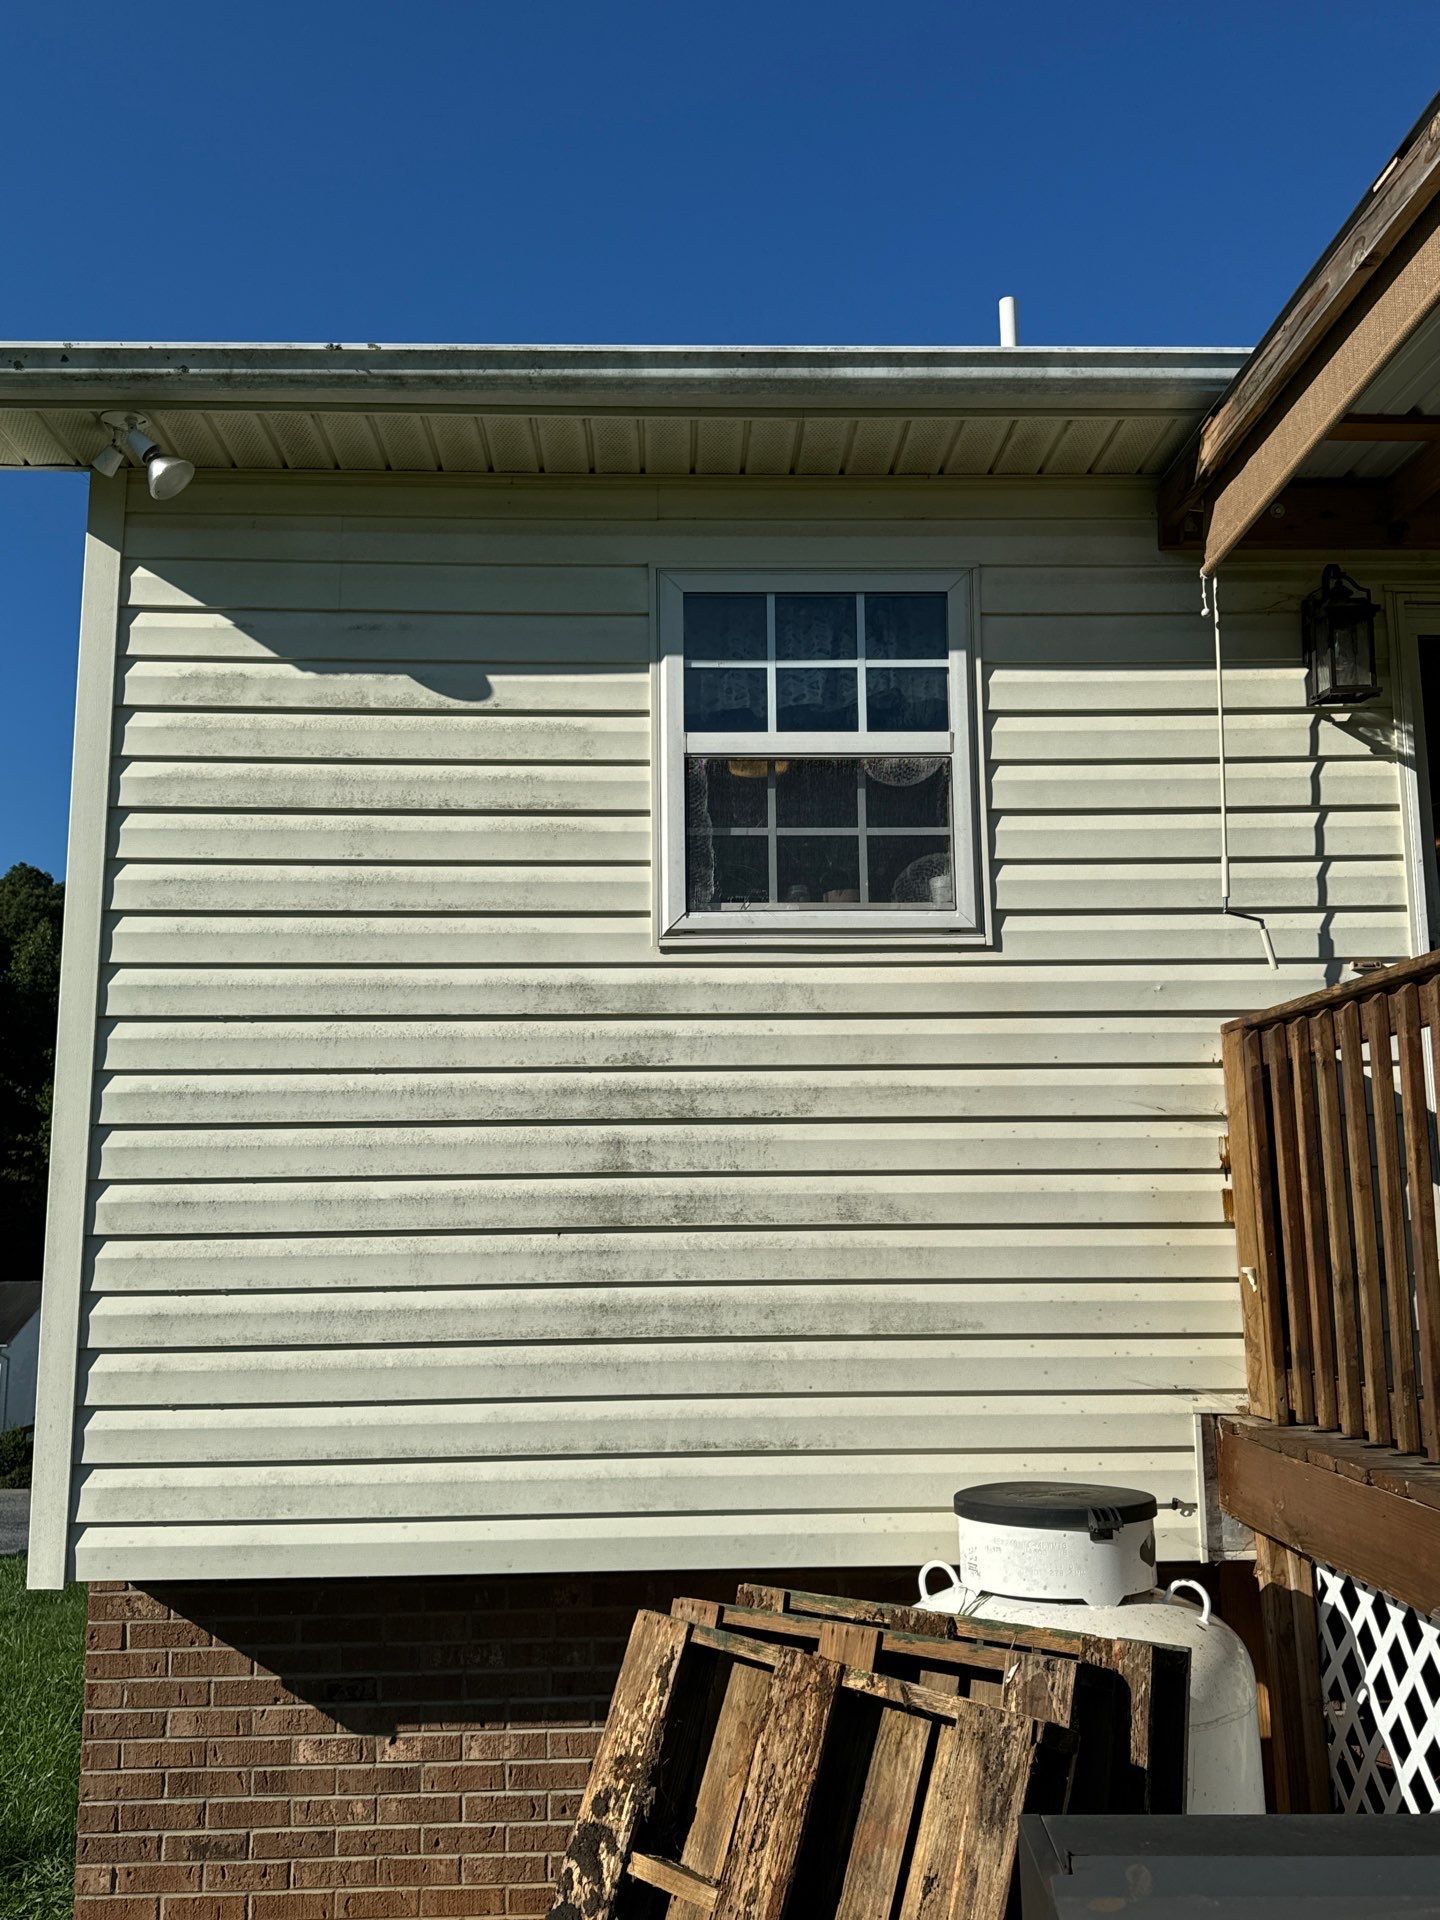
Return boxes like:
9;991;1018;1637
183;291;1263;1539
145;452;196;501
91;443;125;478
98;412;196;501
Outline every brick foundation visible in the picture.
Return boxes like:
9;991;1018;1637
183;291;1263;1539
75;1568;921;1919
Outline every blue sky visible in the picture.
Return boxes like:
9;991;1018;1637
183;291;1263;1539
4;2;1439;876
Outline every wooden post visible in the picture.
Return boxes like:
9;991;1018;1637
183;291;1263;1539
1221;1027;1287;1421
1254;1534;1332;1813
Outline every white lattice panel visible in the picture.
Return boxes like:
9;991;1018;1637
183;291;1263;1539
1315;1562;1440;1813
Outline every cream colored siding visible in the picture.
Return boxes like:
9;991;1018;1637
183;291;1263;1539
66;469;1416;1581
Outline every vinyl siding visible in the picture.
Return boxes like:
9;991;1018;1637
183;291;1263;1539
63;468;1421;1581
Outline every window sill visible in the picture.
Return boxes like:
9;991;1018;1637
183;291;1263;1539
657;927;993;952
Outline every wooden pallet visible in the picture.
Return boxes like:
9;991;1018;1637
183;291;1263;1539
671;1595;1141;1816
735;1584;1190;1814
549;1609;1070;1920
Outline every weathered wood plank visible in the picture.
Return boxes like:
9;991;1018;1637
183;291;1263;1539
1413;978;1440;1459
1219;1417;1440;1617
1311;1011;1364;1435
710;1648;839;1920
1288;1019;1338;1429
1262;1024;1316;1422
1253;1533;1332;1815
628;1853;718;1908
1222;1028;1285;1422
1224;950;1440;1035
1361;993;1422;1452
669;1659;772;1920
549;1610;690;1920
831;1708;931;1920
898;1701;1037;1920
1336;999;1391;1444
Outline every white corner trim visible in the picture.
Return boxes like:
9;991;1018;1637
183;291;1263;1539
1386;590;1440;958
27;472;125;1589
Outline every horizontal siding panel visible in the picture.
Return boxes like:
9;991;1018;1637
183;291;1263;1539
118;710;649;763
96;1017;1225;1073
995;861;1405;912
99;965;1352;1018
990;711;1385;763
111;812;651;864
123;608;651;664
93;1120;1221;1181
120;661;648;714
86;1226;1237;1293
71;1450;1217;1527
115;760;650;812
983;613;1302;669
83;1282;1241;1350
124;559;650;615
107;864;648;915
90;1171;1228;1242
994;812;1400;863
123;517;1165;568
100;910;1407;967
994;912;1406;964
69;1500;1202;1582
77;1398;1234;1465
992;761;1396;810
124;478;1156;521
88;1173;1227;1236
984;666;1310;713
95;1066;1224;1127
981;566;1317;617
79;1335;1242;1407
103;913;648;965
108;858;1401;917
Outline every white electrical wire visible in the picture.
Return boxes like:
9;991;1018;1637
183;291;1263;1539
1203;568;1279;968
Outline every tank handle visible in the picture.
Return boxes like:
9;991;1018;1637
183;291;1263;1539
918;1560;967;1610
1165;1577;1212;1627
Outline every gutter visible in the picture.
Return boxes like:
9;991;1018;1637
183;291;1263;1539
0;342;1250;416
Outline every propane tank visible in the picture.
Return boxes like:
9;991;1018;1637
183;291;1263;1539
917;1480;1264;1815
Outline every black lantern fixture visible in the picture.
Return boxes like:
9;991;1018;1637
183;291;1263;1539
1301;564;1381;708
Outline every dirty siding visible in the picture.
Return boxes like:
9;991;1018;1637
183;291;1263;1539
68;468;1414;1578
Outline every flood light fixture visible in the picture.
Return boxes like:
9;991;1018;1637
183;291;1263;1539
95;411;196;500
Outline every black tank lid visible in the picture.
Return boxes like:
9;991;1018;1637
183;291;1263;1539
952;1480;1157;1531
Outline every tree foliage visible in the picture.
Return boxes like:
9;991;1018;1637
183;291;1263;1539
0;864;63;1283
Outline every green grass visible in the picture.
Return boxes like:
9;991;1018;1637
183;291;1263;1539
0;1557;87;1920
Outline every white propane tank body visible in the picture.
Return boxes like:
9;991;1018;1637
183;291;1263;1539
925;1481;1264;1814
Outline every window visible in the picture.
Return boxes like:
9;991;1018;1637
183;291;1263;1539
657;573;985;938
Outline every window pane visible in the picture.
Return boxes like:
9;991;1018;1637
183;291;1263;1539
866;667;949;731
690;832;769;909
775;593;857;660
684;754;958;916
689;755;767;828
868;835;955;907
778;835;861;904
865;593;947;659
777;667;858;731
776;758;858;828
865;756;950;828
686;665;767;730
684;593;767;660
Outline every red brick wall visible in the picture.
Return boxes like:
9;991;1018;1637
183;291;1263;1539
76;1568;916;1920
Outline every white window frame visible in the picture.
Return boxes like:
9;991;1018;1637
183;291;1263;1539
656;569;987;941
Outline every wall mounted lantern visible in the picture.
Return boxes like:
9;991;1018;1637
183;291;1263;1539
1301;564;1381;708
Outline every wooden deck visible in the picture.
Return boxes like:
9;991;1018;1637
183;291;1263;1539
1217;1416;1440;1616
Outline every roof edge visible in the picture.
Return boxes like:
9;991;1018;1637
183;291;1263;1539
0;342;1250;416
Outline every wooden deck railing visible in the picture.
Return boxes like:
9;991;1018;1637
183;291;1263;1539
1222;950;1440;1458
